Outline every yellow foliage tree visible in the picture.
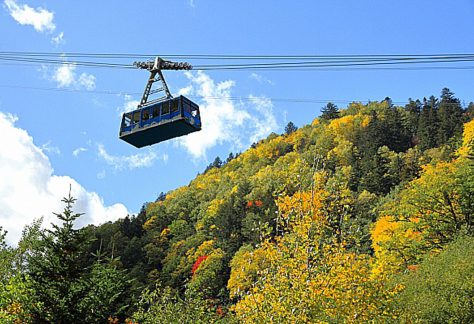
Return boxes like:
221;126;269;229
373;120;474;272
458;118;474;158
232;190;399;323
227;244;270;299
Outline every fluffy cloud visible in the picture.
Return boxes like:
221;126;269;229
50;63;96;90
177;71;279;158
40;141;61;155
51;31;65;45
72;147;87;157
4;0;55;32
249;73;275;85
0;112;128;245
117;94;140;116
97;144;166;170
247;95;278;143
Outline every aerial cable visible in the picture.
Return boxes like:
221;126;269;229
193;58;474;70
0;83;468;107
1;52;474;71
2;51;474;60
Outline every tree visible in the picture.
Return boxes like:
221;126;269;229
396;235;474;323
132;285;233;323
28;190;128;322
417;96;439;149
212;156;223;168
233;190;399;322
204;156;223;173
28;191;88;323
437;88;464;144
466;102;474;122
404;98;421;141
321;102;340;120
284;121;298;135
226;152;235;163
156;192;167;202
78;256;128;323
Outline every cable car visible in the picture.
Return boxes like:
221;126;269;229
119;95;201;148
119;57;201;148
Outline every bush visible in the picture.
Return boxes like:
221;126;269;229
396;235;474;323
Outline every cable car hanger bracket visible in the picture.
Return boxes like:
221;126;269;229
134;57;192;108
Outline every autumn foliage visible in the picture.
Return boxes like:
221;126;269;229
191;255;208;275
2;90;473;322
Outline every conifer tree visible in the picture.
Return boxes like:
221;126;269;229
321;102;340;120
212;156;223;168
284;121;298;135
417;96;439;149
28;190;88;323
466;102;474;122
226;152;235;163
404;99;421;142
437;88;463;144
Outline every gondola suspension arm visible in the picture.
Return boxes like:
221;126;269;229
134;57;192;107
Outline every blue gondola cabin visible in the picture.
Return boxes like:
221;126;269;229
119;96;201;148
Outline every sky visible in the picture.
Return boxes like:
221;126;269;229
1;0;474;244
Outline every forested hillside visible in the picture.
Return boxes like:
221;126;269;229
2;88;474;323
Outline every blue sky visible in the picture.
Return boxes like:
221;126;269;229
1;0;474;243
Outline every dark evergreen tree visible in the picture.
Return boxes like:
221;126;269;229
156;192;167;202
284;121;298;135
357;111;384;157
321;102;340;120
211;156;223;168
417;96;439;150
465;102;474;121
383;97;393;108
204;156;224;173
384;106;411;152
226;152;235;163
358;149;396;195
404;98;422;142
28;191;89;323
437;88;464;144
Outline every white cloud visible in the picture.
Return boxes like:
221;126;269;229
247;95;278;143
0;112;129;245
78;73;96;90
72;147;87;157
4;0;55;33
249;73;275;85
189;0;196;7
97;144;166;170
176;71;279;158
51;31;65;45
52;63;96;90
53;63;74;87
117;94;139;116
41;141;61;155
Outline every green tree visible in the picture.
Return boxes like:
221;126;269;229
417;96;439;149
132;285;233;323
437;88;464;144
396;235;474;323
466;102;474;122
78;255;128;323
321;102;340;120
404;98;421;141
225;152;235;163
28;191;88;323
284;121;298;135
